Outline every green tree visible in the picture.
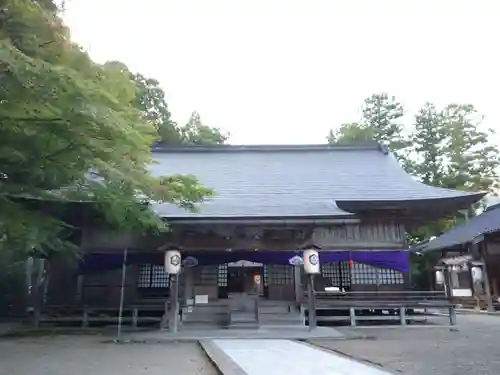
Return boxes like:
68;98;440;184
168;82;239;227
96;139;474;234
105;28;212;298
131;74;229;146
327;93;407;159
362;93;407;156
406;103;499;282
408;103;499;196
326;122;375;144
0;0;212;256
439;104;499;193
180;111;229;145
131;73;182;145
406;103;446;185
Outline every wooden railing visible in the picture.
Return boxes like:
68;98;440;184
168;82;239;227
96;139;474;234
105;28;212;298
303;290;456;326
311;290;447;302
40;302;168;328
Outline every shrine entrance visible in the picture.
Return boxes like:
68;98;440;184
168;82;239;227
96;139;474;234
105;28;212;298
226;261;266;297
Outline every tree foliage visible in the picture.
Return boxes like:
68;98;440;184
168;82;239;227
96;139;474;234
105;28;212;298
327;122;374;145
406;103;446;186
131;74;229;146
328;93;407;159
327;94;500;237
180;111;229;145
0;0;213;256
362;93;406;151
328;94;500;283
131;72;182;145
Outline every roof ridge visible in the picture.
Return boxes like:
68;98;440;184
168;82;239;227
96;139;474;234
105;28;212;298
152;142;386;153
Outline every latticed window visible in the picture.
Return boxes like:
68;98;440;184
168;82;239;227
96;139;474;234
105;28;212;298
270;265;293;285
138;264;170;288
218;263;228;286
321;262;338;283
321;261;351;288
351;263;377;285
351;262;404;285
339;261;351;288
379;268;404;284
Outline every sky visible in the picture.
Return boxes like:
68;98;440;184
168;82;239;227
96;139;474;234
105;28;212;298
62;0;500;145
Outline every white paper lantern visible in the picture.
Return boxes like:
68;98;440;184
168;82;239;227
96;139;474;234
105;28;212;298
471;266;483;283
303;249;320;274
435;270;444;285
164;250;182;274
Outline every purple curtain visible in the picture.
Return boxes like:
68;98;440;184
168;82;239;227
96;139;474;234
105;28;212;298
79;250;409;274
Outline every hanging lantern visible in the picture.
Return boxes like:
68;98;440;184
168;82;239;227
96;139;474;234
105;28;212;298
288;255;304;266
435;270;444;285
303;249;320;274
183;256;198;268
471;266;483;283
164;250;182;274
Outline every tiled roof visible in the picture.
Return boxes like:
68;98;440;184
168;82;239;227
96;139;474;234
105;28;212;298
423;204;500;252
148;144;484;219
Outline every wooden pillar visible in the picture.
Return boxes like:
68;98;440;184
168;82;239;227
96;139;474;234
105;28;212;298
169;274;180;332
294;265;302;305
349;307;356;326
132;308;138;328
480;243;494;312
82;307;89;328
400;306;407;326
183;267;193;301
76;274;84;304
307;274;317;330
443;266;456;326
32;258;46;328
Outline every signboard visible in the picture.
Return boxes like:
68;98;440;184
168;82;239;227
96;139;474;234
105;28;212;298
195;295;208;304
228;260;263;267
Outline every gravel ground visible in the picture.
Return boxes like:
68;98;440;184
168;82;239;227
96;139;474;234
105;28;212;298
0;335;217;375
310;314;500;375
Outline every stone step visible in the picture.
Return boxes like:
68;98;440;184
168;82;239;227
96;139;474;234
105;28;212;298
229;322;259;329
181;321;221;329
258;305;291;314
230;312;257;322
259;312;303;320
185;305;228;314
182;313;227;323
259;317;305;326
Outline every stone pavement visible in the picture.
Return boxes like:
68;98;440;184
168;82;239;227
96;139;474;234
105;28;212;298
204;339;394;375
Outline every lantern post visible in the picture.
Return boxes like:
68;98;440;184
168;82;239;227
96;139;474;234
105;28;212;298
164;250;182;333
303;247;320;331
